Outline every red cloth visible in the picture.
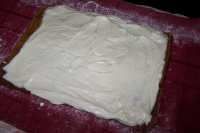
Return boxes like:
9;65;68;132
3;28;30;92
0;0;200;133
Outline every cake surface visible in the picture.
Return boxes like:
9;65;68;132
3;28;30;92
3;6;168;126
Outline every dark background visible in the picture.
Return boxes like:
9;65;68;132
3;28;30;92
125;0;199;18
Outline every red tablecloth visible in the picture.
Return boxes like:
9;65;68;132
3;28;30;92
0;0;200;133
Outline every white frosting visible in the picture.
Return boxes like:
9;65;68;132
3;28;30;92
3;6;167;126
